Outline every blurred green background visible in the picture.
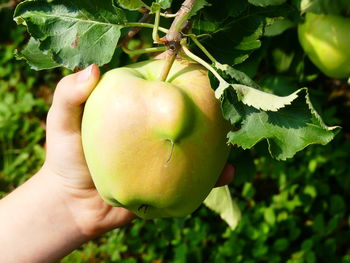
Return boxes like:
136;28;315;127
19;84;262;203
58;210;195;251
1;2;350;263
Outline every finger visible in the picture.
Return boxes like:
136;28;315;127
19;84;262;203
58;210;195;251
214;163;235;187
47;65;100;135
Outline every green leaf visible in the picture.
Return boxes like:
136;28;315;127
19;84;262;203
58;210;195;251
192;4;265;66
14;0;127;69
192;3;296;66
115;0;149;10
264;18;294;37
223;88;340;160
15;37;59;70
173;243;187;263
312;214;325;234
264;207;276;225
150;2;161;14
215;62;261;89
301;239;313;251
330;195;345;214
248;0;287;7
204;186;241;230
188;0;210;19
216;82;301;112
157;0;172;10
214;63;302;112
273;238;289;252
232;84;300;111
150;0;172;13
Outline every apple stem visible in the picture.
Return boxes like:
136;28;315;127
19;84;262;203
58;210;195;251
158;51;177;81
158;0;197;82
122;46;167;56
152;9;161;44
160;12;178;18
181;42;229;86
188;35;218;64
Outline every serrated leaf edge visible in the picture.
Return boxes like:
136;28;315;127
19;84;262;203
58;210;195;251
232;84;301;112
227;87;340;160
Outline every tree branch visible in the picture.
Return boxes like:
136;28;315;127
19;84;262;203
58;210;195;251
158;0;196;81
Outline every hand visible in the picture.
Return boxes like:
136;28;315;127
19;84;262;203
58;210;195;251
42;64;234;236
0;64;234;263
42;65;135;237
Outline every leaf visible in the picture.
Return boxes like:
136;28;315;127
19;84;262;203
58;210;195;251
248;0;287;7
213;63;298;111
193;12;265;65
223;88;340;160
214;79;230;100
150;3;161;14
264;207;275;225
204;186;241;230
264;17;294;37
157;0;172;10
150;0;172;13
115;0;149;10
188;0;210;19
212;62;339;159
15;37;59;70
215;62;261;89
232;84;300;112
191;3;296;66
191;3;264;66
14;0;127;69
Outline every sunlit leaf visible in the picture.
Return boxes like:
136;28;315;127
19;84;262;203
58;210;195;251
115;0;149;10
223;88;340;160
15;37;59;70
204;186;241;230
14;0;126;69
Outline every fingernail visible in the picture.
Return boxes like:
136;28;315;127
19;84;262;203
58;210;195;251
77;65;93;82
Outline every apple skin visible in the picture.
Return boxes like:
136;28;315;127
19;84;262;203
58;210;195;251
81;59;230;219
298;12;350;78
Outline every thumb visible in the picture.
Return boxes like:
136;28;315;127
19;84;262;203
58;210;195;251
47;65;100;135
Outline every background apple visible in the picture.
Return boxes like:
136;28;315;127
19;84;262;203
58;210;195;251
298;12;350;78
82;59;231;219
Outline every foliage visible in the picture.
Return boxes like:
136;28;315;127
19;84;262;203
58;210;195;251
13;0;339;161
1;0;350;262
0;17;47;196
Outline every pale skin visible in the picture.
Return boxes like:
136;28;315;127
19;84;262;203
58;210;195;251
0;64;234;263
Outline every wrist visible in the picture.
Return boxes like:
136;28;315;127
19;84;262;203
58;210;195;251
0;168;89;263
40;163;134;238
31;168;94;242
37;165;102;238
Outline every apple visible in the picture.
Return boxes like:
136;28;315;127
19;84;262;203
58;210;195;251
298;12;350;78
81;59;231;219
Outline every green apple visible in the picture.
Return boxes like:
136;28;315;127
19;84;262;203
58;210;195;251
298;12;350;78
81;59;230;219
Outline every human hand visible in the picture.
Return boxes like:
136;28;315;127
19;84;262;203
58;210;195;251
0;64;234;263
41;65;135;238
42;64;234;236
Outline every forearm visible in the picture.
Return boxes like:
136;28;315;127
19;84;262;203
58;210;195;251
0;169;89;263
